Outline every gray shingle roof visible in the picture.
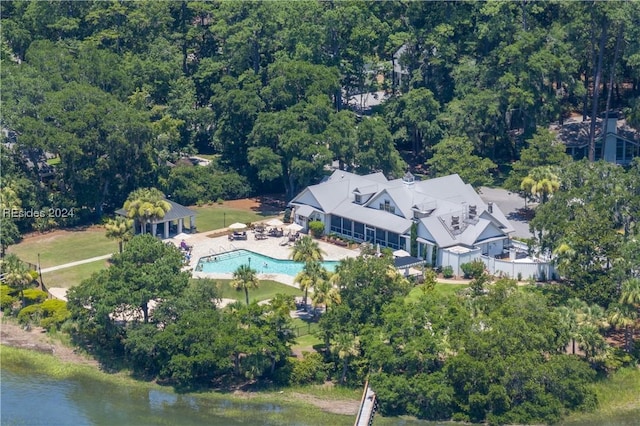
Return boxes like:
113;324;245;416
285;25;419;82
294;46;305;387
291;171;513;247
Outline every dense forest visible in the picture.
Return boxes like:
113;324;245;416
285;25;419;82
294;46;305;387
2;1;640;236
2;2;640;424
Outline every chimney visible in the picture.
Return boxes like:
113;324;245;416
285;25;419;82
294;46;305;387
602;111;618;163
488;202;493;213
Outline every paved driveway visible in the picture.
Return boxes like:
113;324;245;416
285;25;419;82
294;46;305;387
479;187;535;239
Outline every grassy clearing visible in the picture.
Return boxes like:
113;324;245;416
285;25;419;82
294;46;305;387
192;205;275;233
42;259;109;289
405;283;468;302
191;278;302;302
561;367;640;425
293;332;323;349
7;228;116;267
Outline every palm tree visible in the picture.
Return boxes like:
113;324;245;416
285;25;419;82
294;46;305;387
520;166;560;204
312;279;341;313
617;278;640;351
333;332;360;385
105;217;134;254
3;254;36;307
290;236;326;263
231;264;259;305
294;260;329;310
564;298;608;358
123;188;171;235
620;278;640;314
608;304;637;353
557;305;579;354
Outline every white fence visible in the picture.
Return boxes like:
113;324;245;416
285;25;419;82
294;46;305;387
479;256;555;281
440;246;556;281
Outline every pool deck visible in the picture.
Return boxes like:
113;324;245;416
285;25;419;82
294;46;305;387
174;230;358;286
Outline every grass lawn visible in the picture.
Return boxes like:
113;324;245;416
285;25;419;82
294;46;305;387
42;259;109;289
191;278;302;302
562;367;640;425
7;228;117;268
405;283;468;302
192;205;275;233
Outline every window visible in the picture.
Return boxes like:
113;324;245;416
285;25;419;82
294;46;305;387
354;222;364;240
380;200;395;214
342;218;353;237
617;140;624;161
355;194;362;204
330;215;341;233
387;232;400;249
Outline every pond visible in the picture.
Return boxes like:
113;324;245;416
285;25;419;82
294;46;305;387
0;367;348;426
2;361;636;426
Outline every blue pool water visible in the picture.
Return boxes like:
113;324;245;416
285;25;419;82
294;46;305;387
197;250;338;276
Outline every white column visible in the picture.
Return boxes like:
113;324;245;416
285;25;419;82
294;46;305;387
164;221;170;239
190;216;194;231
177;219;183;234
152;223;157;237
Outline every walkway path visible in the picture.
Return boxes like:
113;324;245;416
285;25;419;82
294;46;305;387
355;381;377;426
40;254;112;274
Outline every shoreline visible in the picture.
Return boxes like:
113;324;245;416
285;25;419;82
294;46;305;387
0;317;359;417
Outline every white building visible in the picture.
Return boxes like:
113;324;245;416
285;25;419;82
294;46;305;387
289;170;515;268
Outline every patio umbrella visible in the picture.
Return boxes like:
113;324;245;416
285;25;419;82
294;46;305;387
286;222;303;232
393;249;411;257
266;218;284;227
228;222;247;230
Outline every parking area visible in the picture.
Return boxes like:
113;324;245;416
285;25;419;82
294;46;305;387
479;187;535;239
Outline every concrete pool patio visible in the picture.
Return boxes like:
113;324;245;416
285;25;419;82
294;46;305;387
177;229;358;286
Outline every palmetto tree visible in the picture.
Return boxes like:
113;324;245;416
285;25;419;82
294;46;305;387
3;254;36;307
333;332;360;385
620;278;640;314
564;297;608;359
123;188;171;234
312;278;341;313
608;303;637;353
294;260;329;310
231;264;260;305
105;217;134;254
615;278;640;352
520;166;560;204
290;236;326;263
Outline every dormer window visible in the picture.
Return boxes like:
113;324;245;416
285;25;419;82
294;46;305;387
380;200;395;213
355;194;362;204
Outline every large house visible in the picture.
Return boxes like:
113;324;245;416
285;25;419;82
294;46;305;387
554;112;640;165
289;171;515;267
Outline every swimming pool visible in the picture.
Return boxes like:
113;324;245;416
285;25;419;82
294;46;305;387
196;250;339;276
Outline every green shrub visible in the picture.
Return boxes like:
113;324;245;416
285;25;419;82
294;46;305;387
442;265;454;279
1;285;18;310
17;304;42;325
39;299;71;330
460;260;485;279
22;289;48;305
308;221;325;238
290;352;329;385
283;208;292;223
